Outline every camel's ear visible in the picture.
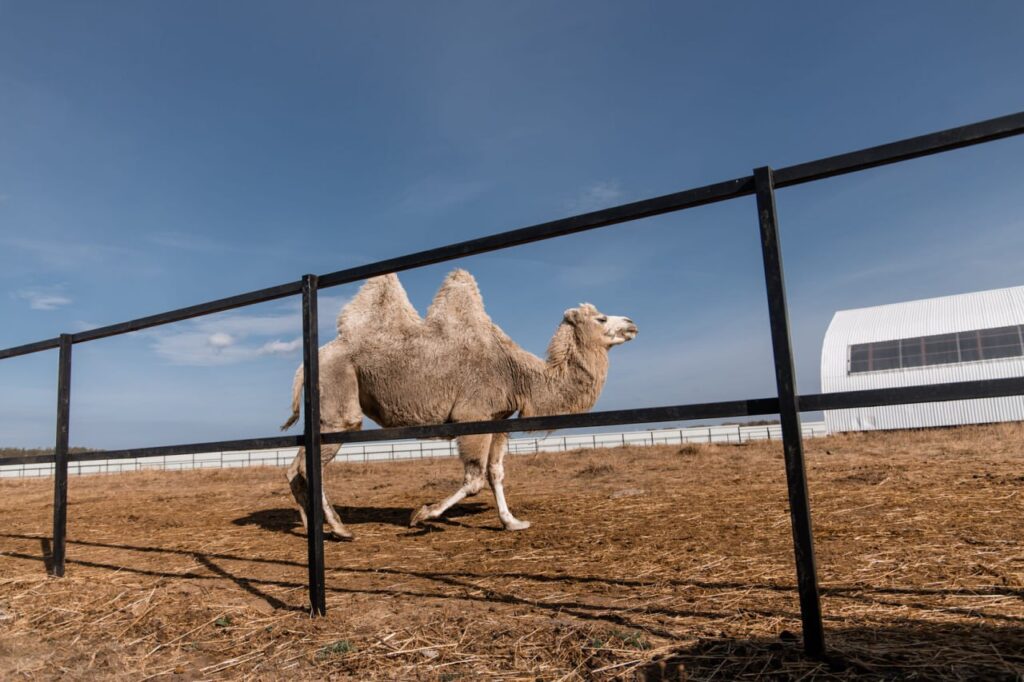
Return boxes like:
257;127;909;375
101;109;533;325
563;308;582;324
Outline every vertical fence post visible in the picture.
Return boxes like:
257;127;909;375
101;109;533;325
51;333;73;577
753;166;825;657
301;274;327;616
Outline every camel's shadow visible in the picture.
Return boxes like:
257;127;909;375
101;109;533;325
233;503;488;534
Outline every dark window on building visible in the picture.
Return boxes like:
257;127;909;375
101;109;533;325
979;326;1023;359
849;345;870;373
900;337;924;367
871;340;900;371
848;324;1024;374
924;333;958;366
958;331;981;362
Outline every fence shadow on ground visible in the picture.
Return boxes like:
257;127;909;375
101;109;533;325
5;532;1022;606
4;532;1023;677
635;623;1024;680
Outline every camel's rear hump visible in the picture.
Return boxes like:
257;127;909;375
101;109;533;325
424;269;495;335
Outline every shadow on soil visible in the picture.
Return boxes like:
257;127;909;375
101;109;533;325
634;623;1024;680
231;503;488;533
38;537;53;573
4;533;1024;678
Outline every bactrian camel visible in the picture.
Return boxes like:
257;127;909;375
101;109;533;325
281;269;637;539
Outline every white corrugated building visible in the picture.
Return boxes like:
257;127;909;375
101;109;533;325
821;285;1024;432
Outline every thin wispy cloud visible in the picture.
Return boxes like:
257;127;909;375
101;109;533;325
822;218;1024;301
147;231;228;253
567;181;623;213
149;295;346;366
3;237;133;271
396;175;490;214
261;338;303;354
151;330;304;366
557;263;631;288
14;288;73;311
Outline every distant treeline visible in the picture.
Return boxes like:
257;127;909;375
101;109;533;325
0;447;97;460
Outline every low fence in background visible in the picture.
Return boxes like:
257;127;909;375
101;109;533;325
0;422;828;479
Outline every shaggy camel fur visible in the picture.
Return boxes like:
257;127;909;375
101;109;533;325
281;269;637;539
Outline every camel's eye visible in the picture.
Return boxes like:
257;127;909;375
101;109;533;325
596;316;608;323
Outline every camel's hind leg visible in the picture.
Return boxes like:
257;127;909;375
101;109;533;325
287;453;311;531
487;433;530;531
287;441;354;540
410;434;489;526
285;354;362;540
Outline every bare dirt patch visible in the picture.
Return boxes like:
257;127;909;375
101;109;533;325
1;423;1022;679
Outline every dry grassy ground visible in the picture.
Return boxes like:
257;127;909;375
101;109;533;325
0;423;1022;680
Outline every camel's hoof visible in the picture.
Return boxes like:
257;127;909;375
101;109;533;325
330;527;355;541
503;519;531;531
410;504;433;527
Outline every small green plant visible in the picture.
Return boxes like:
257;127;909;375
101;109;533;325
618;630;651;650
214;615;232;628
318;640;354;658
593;630;651;650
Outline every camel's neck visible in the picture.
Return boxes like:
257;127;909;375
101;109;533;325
523;323;609;417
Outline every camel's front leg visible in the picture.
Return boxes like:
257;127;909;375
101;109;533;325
410;434;488;526
487;433;530;531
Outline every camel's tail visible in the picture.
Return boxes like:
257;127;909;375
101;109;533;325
280;365;303;431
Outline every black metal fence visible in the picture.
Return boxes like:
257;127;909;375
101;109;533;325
3;111;1023;658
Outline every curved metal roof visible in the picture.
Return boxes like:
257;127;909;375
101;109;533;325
820;285;1024;431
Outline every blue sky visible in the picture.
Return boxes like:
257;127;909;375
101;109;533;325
1;1;1022;448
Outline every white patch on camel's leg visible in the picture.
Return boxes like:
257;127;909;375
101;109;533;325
321;488;353;539
410;487;470;526
410;434;488;526
488;434;530;531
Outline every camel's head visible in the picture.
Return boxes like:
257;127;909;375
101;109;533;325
563;303;638;349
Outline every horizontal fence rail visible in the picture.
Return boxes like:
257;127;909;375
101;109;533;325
2;109;1022;657
3;376;1022;467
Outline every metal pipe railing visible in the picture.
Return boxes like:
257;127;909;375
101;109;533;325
5;376;1021;467
2;109;1022;657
